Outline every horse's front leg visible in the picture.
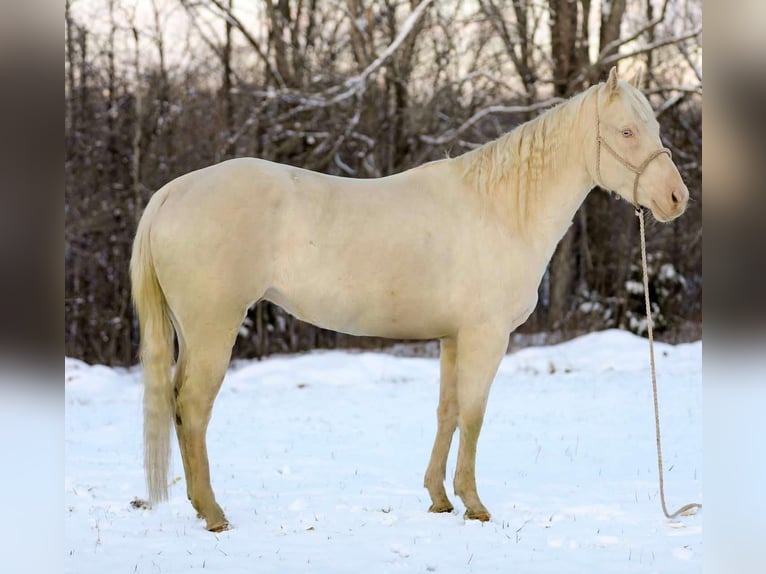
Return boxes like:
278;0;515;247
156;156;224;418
424;337;458;513
453;326;508;521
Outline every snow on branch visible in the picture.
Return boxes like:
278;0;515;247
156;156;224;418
420;98;565;146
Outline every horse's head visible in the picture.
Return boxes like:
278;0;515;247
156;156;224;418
595;67;689;222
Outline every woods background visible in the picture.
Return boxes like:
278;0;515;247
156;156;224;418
64;0;702;366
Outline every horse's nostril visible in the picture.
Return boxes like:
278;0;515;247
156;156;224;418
671;190;680;205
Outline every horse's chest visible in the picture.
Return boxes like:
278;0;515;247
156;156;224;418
462;245;543;324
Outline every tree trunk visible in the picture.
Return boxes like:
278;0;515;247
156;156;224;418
548;226;576;329
220;0;235;159
546;0;580;329
131;24;142;226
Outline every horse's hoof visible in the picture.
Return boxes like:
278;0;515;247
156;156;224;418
206;520;230;532
428;501;454;513
464;509;491;522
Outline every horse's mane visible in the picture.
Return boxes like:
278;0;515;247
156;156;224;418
460;85;598;232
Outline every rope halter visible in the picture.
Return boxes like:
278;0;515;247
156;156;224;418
593;94;672;212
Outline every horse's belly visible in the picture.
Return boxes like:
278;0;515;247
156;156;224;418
264;284;452;340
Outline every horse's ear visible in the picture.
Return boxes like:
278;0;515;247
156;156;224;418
630;66;643;89
607;66;619;94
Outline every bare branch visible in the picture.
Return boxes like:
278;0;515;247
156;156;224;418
181;1;224;59
643;85;702;96
274;0;433;122
478;0;531;96
599;26;702;67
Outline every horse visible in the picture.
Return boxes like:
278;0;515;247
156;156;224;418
131;67;689;531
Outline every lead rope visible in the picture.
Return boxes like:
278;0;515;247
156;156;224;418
594;93;701;519
636;206;702;519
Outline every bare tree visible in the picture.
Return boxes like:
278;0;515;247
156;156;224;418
64;0;702;365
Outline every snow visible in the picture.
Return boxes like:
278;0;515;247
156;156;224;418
626;280;644;294
65;329;702;573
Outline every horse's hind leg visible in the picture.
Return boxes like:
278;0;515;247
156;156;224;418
424;337;458;513
172;346;194;505
452;326;508;521
174;309;242;532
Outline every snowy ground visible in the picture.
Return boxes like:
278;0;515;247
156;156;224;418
65;329;702;573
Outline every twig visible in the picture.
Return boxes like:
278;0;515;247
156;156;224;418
643;85;702;96
204;0;286;88
654;93;685;118
677;41;702;83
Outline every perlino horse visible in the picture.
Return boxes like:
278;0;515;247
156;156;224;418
131;67;688;531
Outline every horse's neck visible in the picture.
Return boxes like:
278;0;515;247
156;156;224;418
462;88;598;261
528;146;595;262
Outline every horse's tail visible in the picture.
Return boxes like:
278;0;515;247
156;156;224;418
130;187;175;504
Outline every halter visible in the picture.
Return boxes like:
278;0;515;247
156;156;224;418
593;95;672;211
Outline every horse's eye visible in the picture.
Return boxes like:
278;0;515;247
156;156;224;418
622;129;633;137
